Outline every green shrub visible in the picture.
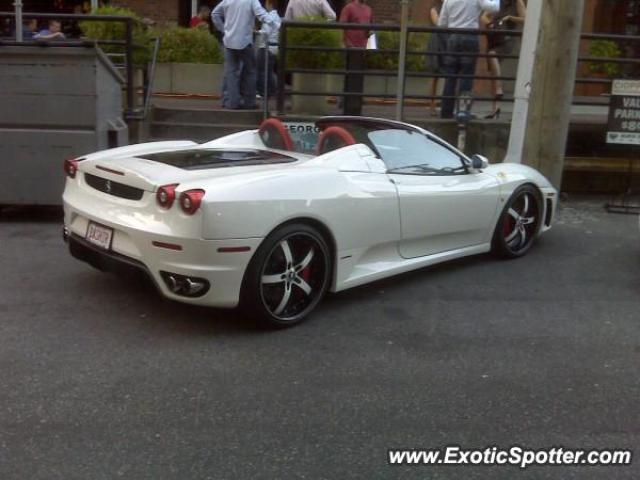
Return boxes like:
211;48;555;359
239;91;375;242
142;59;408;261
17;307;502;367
588;40;622;76
79;6;151;65
155;26;222;64
286;16;344;69
366;30;429;72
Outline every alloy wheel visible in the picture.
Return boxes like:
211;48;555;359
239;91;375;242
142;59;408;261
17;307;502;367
502;191;539;253
259;233;329;322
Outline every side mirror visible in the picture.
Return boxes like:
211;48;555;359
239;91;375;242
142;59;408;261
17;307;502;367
471;154;490;170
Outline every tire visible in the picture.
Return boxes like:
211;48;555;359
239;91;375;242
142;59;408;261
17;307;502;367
240;223;332;328
491;184;543;258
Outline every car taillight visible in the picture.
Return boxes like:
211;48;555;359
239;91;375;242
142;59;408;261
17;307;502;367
179;189;205;215
64;157;80;178
157;184;179;209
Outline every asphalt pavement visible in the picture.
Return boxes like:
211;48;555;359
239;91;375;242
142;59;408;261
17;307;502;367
0;197;639;480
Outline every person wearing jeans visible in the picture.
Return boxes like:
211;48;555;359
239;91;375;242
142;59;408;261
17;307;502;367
438;0;500;119
440;33;479;118
256;0;281;98
223;47;258;109
212;0;276;109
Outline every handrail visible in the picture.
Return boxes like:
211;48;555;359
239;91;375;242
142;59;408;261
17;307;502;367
0;11;141;22
277;19;640;117
142;37;161;120
281;20;525;37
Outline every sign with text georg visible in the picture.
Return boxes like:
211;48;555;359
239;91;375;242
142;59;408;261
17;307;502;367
607;79;640;145
284;122;321;153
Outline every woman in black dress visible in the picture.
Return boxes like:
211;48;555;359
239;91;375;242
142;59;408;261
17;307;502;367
482;0;526;118
425;0;445;116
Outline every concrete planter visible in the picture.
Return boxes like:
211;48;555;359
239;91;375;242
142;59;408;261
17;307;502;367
326;73;345;96
153;63;224;95
361;75;434;98
363;76;387;96
291;73;332;115
386;76;429;97
154;63;171;93
406;77;428;97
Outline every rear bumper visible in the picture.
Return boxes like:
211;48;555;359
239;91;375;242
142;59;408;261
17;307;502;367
68;232;158;284
68;232;148;272
63;205;263;309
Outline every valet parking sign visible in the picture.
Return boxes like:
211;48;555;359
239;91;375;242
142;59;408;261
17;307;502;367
607;79;640;145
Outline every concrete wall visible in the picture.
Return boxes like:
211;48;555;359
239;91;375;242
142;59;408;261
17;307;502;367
0;46;127;205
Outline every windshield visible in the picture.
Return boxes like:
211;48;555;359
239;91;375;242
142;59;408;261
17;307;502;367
368;129;466;175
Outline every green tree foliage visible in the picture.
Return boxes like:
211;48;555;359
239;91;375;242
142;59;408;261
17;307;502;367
588;40;622;76
286;16;344;69
155;27;223;64
366;30;430;72
80;7;223;65
79;6;151;65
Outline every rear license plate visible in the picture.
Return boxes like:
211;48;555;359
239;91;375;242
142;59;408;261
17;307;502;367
85;222;113;251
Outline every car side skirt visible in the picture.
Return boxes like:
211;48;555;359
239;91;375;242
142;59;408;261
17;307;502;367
333;243;492;292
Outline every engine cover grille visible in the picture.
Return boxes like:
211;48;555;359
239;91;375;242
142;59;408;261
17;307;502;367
84;173;144;201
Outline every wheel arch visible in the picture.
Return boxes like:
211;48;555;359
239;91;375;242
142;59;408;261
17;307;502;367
513;181;544;202
242;216;339;292
517;181;546;223
495;181;544;227
501;180;543;198
491;182;545;257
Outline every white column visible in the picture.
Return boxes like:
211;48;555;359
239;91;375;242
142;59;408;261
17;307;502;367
91;0;98;11
503;0;543;163
14;0;23;42
192;0;199;18
395;0;410;121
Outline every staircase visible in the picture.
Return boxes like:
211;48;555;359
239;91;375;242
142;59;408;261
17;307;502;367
102;36;161;119
146;101;264;143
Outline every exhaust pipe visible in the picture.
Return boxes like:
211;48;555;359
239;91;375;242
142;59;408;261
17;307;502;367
160;271;210;298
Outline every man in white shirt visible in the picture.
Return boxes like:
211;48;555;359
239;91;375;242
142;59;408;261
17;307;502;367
284;0;337;21
212;0;276;109
438;0;500;118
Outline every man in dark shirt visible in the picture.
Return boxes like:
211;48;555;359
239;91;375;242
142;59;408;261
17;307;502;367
19;19;38;40
339;0;373;115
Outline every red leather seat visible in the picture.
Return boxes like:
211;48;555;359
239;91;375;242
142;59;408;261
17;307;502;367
258;118;294;151
316;126;357;155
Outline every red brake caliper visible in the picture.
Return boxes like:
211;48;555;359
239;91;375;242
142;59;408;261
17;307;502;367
300;265;312;282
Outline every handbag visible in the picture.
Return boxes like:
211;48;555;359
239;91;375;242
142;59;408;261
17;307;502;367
366;33;377;50
488;18;510;48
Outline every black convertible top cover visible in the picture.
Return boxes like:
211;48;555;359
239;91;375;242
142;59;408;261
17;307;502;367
140;149;297;170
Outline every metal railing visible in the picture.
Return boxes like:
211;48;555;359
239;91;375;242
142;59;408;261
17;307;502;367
143;36;161;120
277;20;640;117
0;11;157;119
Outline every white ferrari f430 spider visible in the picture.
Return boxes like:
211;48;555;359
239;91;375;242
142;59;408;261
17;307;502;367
63;117;557;327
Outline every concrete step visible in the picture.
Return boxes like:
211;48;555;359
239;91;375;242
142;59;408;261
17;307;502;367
151;106;263;126
149;121;252;142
